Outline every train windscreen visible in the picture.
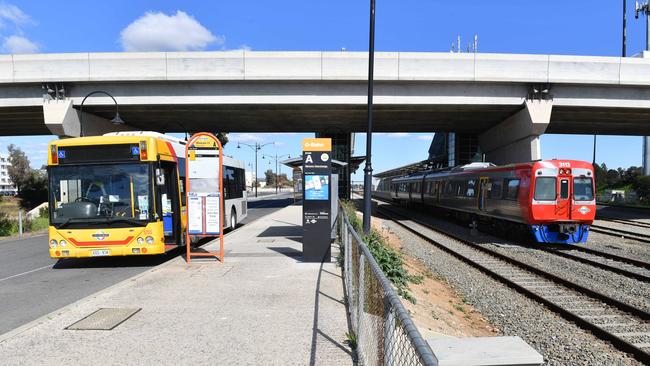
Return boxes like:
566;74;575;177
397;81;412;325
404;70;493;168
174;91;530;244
534;177;556;201
573;177;594;201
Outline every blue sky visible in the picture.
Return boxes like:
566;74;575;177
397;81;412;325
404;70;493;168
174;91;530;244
1;1;647;179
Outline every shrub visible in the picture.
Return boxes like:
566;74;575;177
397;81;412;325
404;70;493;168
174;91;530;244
341;200;421;303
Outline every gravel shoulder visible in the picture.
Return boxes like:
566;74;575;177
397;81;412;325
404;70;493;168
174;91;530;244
373;204;643;365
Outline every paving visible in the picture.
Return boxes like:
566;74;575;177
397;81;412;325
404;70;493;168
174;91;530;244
0;204;353;366
0;196;293;336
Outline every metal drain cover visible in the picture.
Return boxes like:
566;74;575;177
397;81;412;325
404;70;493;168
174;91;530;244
66;308;141;330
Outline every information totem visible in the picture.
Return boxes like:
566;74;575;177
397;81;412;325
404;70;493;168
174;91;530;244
185;133;224;263
302;138;332;262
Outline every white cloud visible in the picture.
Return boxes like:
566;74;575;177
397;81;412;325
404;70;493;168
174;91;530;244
120;11;223;52
378;132;410;138
415;135;434;141
3;35;37;53
0;4;31;26
233;133;264;143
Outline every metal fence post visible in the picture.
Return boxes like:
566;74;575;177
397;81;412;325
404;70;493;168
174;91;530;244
384;298;394;366
18;210;23;238
358;254;366;364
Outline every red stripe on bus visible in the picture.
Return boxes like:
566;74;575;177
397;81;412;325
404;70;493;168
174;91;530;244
69;236;134;247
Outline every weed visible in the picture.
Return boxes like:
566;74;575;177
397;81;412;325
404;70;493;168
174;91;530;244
422;288;429;295
454;304;466;313
345;332;357;350
340;200;421;304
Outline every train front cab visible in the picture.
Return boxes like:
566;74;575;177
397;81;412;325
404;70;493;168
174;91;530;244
529;161;596;244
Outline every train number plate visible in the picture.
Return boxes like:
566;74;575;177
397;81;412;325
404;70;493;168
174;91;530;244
91;249;110;257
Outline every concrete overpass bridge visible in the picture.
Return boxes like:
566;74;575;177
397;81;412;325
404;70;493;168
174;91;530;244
2;51;650;164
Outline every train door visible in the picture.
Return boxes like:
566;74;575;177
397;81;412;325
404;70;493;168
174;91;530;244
478;177;489;211
557;177;571;219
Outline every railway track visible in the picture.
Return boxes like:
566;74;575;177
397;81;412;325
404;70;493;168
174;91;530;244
539;246;650;283
598;217;650;230
376;204;650;363
590;224;650;244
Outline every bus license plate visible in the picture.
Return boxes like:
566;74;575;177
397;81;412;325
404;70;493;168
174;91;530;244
91;249;110;256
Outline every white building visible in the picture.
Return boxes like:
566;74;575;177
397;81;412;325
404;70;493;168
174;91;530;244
0;155;16;195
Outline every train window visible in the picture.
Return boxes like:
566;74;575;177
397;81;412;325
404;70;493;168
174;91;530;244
573;177;593;201
489;180;502;199
505;179;520;200
560;179;569;199
534;177;556;201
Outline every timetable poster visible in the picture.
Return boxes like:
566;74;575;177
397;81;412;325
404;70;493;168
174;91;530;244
187;194;204;234
204;194;221;234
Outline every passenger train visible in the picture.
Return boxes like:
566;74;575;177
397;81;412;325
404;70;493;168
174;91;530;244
374;160;596;244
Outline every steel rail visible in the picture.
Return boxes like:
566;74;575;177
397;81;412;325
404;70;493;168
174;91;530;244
598;217;650;229
539;247;650;282
591;225;650;243
376;205;650;363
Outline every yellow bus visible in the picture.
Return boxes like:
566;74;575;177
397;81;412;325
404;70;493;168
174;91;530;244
47;131;247;258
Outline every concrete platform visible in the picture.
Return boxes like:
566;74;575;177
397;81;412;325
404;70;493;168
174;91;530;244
427;336;543;366
0;204;353;365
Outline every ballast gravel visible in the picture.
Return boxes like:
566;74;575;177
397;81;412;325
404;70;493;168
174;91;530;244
382;219;643;366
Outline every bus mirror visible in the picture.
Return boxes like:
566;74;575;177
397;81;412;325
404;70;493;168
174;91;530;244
156;168;165;185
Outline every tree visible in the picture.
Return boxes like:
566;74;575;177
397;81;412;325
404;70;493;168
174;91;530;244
605;169;620;187
594;163;607;189
7;144;31;196
214;132;229;147
264;169;276;186
19;170;47;210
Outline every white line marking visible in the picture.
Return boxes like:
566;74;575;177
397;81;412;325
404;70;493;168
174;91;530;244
0;264;52;283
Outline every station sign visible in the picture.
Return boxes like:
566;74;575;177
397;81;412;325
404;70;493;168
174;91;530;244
302;138;332;262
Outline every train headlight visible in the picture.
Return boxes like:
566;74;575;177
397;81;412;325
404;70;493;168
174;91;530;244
145;236;154;245
137;237;145;245
49;239;57;248
59;240;66;247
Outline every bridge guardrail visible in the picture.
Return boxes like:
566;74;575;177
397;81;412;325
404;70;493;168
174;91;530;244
339;204;437;366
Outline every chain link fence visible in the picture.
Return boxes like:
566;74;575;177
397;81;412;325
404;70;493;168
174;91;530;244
339;207;438;366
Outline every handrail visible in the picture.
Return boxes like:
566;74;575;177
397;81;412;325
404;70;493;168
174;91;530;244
340;204;438;366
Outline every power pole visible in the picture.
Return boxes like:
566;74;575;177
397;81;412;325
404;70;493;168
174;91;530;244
362;0;376;234
636;1;650;175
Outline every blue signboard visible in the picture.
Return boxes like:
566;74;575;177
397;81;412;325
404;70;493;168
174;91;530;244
131;147;140;155
57;150;65;159
304;174;329;200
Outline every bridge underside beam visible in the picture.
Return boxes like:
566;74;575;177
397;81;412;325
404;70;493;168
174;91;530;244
43;99;132;137
479;100;553;165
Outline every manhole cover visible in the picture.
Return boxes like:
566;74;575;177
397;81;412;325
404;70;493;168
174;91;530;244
66;308;141;330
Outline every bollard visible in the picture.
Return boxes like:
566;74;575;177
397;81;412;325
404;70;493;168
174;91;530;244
18;210;23;238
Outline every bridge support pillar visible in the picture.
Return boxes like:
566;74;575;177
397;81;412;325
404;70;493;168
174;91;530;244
43;99;131;137
478;99;553;165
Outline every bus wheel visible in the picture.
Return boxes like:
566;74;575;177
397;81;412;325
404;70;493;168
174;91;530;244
230;208;237;229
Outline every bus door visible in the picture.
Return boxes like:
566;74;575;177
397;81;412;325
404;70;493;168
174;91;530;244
478;177;489;211
557;177;571;219
157;161;181;244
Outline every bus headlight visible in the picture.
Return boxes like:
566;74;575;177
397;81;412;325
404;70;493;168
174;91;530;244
50;239;57;248
59;240;66;247
137;237;144;245
145;236;154;245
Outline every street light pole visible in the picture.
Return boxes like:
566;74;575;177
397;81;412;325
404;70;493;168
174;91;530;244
263;153;290;195
362;0;376;235
79;90;125;137
238;141;274;197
